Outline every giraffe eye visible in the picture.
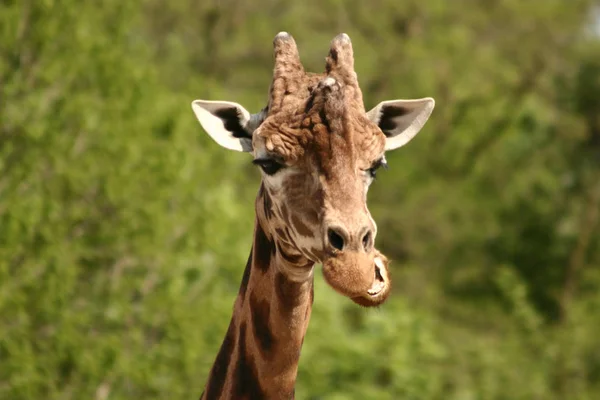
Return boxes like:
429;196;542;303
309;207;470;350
367;158;388;179
253;158;284;175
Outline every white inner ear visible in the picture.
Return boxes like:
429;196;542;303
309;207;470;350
367;97;435;151
191;100;253;152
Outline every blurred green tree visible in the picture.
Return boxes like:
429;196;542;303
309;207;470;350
1;0;599;399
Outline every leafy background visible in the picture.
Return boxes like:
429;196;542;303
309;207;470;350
2;0;600;399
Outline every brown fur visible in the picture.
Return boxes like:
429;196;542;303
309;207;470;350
201;216;313;400
201;33;393;399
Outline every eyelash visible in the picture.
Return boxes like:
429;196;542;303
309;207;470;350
367;158;388;179
252;159;284;175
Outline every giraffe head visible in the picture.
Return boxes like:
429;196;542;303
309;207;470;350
192;33;434;307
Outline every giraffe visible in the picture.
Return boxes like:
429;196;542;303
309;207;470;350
191;32;434;399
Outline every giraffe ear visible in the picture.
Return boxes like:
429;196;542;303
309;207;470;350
191;100;265;152
367;98;435;151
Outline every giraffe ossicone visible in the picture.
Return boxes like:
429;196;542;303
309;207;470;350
192;32;434;399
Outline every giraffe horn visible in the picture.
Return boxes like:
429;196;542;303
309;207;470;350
273;32;302;75
324;33;364;110
325;33;358;85
270;32;304;112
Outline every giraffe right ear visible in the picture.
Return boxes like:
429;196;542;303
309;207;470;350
191;100;265;152
367;98;435;151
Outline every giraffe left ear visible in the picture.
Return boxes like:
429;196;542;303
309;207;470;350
367;97;435;151
191;100;266;152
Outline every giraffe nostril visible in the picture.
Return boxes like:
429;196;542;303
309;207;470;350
362;230;373;251
327;228;345;251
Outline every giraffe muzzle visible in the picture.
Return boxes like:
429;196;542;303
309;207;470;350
321;249;391;307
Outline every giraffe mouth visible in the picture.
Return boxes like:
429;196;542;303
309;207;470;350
321;251;391;307
351;254;390;307
367;257;387;295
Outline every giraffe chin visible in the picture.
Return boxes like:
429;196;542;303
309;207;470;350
321;250;391;307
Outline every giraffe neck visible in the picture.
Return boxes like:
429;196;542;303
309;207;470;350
201;195;315;400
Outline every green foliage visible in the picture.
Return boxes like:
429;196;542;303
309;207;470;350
1;0;600;399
